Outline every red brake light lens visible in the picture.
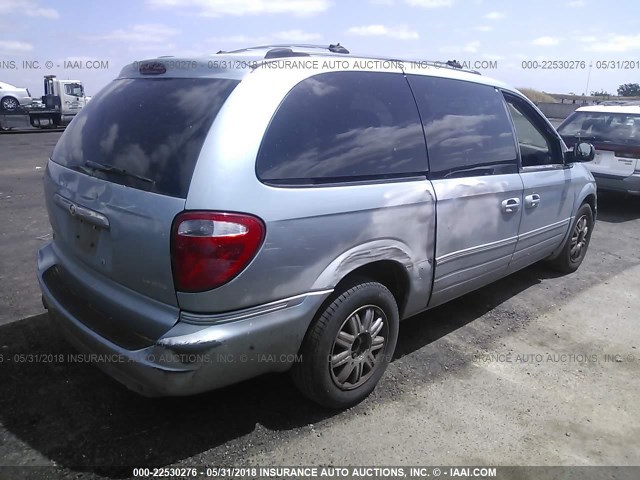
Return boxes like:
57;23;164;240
171;212;265;292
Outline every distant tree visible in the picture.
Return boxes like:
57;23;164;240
591;89;610;96
617;83;640;97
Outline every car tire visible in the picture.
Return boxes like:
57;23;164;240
291;281;399;409
1;96;20;112
548;203;594;274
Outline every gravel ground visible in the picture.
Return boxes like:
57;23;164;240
0;131;639;479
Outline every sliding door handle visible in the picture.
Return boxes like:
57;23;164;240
501;198;521;214
525;194;541;208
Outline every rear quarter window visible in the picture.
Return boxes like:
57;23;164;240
51;77;239;198
256;71;428;184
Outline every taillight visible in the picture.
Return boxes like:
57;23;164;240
171;212;265;292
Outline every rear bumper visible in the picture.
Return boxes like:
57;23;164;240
37;242;331;397
592;172;640;196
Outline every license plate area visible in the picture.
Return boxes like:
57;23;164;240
73;217;101;253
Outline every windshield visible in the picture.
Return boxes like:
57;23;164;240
558;111;640;145
51;77;239;198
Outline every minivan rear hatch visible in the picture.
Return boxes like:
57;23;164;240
47;77;239;309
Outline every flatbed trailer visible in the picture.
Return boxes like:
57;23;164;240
0;105;66;131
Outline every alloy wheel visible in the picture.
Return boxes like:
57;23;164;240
329;304;388;390
570;214;589;261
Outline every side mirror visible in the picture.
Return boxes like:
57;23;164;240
570;142;595;163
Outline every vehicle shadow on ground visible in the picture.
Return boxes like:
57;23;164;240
0;264;565;478
596;191;640;223
393;263;569;361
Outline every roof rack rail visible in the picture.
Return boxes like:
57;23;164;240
345;54;481;75
220;43;349;55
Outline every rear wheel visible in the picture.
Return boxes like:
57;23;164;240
548;203;594;273
292;281;399;409
1;96;19;112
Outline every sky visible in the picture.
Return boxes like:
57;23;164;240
1;0;639;97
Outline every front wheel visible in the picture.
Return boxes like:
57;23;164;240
292;281;399;409
548;203;594;273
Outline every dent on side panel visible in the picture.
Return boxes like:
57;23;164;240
178;181;436;317
429;174;524;307
181;67;435;316
432;175;523;259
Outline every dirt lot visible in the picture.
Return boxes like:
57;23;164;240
0;132;639;479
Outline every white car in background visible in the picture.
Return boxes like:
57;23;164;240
558;105;640;195
0;81;33;111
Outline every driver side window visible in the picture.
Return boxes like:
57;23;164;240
505;96;560;167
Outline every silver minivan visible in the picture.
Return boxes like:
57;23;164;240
37;45;597;408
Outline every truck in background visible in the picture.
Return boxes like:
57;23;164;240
0;75;89;131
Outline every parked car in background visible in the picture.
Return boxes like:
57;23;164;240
37;45;597;409
0;81;33;111
558;105;640;195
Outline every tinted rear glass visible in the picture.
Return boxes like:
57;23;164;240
51;78;239;198
407;75;518;179
257;71;427;184
558;111;640;146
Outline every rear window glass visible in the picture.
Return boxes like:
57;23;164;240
257;71;427;184
51;78;239;198
558;111;640;146
407;75;518;179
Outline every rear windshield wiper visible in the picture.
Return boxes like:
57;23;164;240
84;160;155;184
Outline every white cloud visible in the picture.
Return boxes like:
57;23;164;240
127;42;178;54
346;24;419;40
474;25;493;32
208;35;269;44
272;29;323;42
0;40;33;53
584;33;640;52
532;36;561;46
405;0;453;7
28;6;57;18
484;11;505;20
575;35;597;43
85;24;179;44
440;40;481;54
208;30;322;45
147;0;331;17
463;40;480;53
0;0;58;18
567;0;584;6
482;53;504;60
